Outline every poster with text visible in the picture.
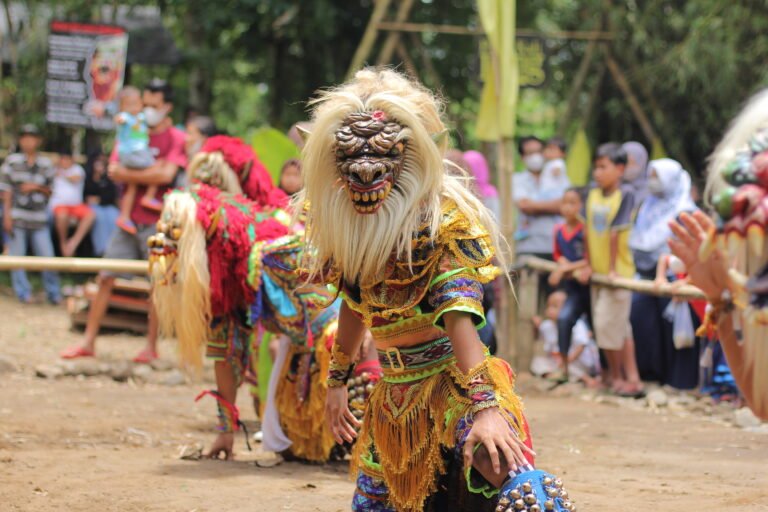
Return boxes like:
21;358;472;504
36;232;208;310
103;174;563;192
46;21;128;131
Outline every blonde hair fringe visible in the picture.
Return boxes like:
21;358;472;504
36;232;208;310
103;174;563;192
151;191;211;370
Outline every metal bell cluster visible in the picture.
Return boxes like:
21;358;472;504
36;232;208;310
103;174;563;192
497;475;575;512
347;371;377;422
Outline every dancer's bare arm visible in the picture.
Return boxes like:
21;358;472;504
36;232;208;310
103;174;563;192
444;312;535;476
325;302;367;443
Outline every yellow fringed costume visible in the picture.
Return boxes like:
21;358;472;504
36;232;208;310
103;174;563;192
328;201;528;512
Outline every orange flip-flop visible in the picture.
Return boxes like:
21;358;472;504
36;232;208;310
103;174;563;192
60;345;95;359
132;348;158;364
117;218;138;235
140;197;163;212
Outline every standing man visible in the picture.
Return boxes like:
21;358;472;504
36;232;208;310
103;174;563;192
513;135;571;295
60;79;187;362
1;124;61;304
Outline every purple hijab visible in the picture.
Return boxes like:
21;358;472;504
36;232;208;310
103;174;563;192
463;150;498;199
622;141;649;203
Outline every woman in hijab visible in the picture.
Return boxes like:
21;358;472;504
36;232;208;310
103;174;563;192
622;141;649;205
463;150;500;221
629;158;698;388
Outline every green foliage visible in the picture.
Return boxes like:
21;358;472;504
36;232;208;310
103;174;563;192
522;0;768;177
2;0;767;179
251;127;300;182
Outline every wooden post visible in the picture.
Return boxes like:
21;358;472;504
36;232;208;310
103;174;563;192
376;0;416;65
346;0;393;78
495;138;516;366
514;267;538;373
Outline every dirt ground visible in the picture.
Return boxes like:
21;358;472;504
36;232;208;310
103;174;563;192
0;295;767;512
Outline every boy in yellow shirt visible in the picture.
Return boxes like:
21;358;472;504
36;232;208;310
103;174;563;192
579;143;643;396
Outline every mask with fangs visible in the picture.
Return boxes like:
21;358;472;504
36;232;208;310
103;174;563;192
334;110;407;214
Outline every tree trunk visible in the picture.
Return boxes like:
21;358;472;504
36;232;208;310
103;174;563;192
183;6;213;114
268;40;288;127
2;0;19;135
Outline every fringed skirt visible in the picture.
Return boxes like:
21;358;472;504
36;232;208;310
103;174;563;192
273;321;337;462
352;337;531;512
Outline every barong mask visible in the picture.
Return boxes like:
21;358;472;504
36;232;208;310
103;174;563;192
710;127;768;313
148;211;183;283
334;110;407;214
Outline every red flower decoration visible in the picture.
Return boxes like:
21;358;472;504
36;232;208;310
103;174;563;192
371;110;386;121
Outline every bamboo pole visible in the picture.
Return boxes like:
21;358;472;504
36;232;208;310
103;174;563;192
408;32;443;90
583;62;606;126
603;48;659;144
0;149;86;164
395;41;419;79
520;255;705;300
0;256;148;274
557;38;598;137
376;22;614;40
496;138;516;366
346;0;393;78
376;0;416;65
515;267;539;374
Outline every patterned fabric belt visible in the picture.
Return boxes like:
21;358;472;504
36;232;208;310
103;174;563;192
377;337;454;381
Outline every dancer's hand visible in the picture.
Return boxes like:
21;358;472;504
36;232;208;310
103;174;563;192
668;211;729;301
326;385;360;444
463;408;535;475
206;432;234;460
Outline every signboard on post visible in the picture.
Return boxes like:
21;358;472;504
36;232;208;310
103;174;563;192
46;21;128;131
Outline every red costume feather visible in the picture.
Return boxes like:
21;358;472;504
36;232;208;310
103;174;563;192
192;184;289;316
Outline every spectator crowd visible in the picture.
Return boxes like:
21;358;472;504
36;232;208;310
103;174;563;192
452;134;730;401
508;136;726;399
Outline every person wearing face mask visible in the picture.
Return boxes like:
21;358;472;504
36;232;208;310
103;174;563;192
629;158;698;388
60;78;187;364
622;141;650;206
513;135;571;296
